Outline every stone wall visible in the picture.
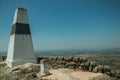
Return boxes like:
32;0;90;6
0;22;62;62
37;56;120;79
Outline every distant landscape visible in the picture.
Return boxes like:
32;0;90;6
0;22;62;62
1;48;119;70
35;49;120;70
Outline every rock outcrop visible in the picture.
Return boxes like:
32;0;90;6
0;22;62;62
0;62;41;80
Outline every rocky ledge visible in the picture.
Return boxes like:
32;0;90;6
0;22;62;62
0;62;41;80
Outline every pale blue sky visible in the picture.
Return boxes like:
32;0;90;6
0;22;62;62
0;0;120;51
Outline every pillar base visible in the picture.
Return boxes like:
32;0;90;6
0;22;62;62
6;58;36;68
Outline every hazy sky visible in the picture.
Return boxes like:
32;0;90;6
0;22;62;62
0;0;120;51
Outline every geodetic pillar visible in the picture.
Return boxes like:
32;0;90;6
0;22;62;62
6;7;36;67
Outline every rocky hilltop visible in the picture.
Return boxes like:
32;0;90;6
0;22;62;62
37;56;120;79
0;56;120;80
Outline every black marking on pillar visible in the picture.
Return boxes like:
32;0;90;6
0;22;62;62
11;23;31;35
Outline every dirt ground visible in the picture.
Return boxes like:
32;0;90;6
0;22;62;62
41;68;103;80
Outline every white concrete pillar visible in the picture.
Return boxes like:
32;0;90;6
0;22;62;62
40;60;49;75
6;6;36;67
